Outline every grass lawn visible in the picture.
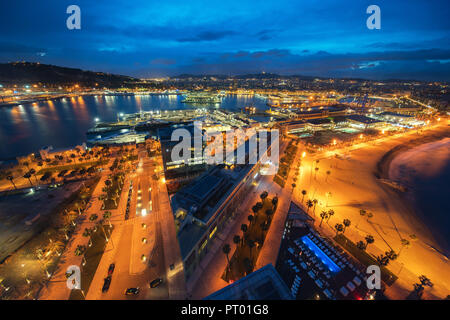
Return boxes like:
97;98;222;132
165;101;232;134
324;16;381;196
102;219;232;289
334;234;398;286
69;224;114;300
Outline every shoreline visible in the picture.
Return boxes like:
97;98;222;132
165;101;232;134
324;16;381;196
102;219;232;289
375;126;450;257
375;128;450;180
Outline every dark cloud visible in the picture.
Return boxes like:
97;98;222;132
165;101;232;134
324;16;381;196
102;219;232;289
0;42;46;54
173;48;450;81
150;58;176;65
177;30;237;42
0;0;449;80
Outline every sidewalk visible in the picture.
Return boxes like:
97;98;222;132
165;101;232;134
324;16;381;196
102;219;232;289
158;174;187;299
39;162;114;300
256;138;296;269
188;175;272;299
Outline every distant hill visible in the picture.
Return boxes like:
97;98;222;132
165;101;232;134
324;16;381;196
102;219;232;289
171;72;322;81
0;62;138;86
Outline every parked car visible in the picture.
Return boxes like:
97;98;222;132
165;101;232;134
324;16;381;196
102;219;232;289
102;276;112;293
149;278;163;288
108;263;115;275
125;287;140;295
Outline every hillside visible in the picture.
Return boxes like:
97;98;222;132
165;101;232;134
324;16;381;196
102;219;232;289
0;62;138;86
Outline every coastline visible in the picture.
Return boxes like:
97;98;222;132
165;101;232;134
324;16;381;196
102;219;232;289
375;127;450;257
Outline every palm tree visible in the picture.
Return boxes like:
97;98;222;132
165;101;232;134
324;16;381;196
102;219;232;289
314;167;319;179
343;219;351;233
334;223;344;236
356;240;367;250
23;172;33;186
385;250;398;261
412;275;433;298
29;168;38;183
247;214;254;226
111;194;118;207
306;200;313;214
260;191;268;203
265;208;274;223
301;190;307;203
222;244;232;280
240;223;248;238
291;183;296;190
319;211;329;227
365;235;375;248
376;254;390;266
6;175;16;189
418;275;433;288
233;235;241;247
82;228;92;237
357;209;366;227
325;170;331;182
398;238;411;256
312;199;318;214
103;211;112;227
327;209;335;223
271;196;278;207
255;202;263;211
251;204;259;215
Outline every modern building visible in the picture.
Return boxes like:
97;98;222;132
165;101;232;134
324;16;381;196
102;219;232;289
158;123;208;180
346;114;386;130
205;264;294;300
374;112;425;127
292;104;349;119
172;131;276;280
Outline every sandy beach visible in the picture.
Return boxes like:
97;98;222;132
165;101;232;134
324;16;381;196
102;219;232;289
292;122;450;299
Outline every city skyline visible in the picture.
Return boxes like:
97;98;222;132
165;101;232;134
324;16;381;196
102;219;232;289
0;0;449;81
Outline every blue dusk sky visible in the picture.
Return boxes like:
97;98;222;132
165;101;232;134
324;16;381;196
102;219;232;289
0;0;449;80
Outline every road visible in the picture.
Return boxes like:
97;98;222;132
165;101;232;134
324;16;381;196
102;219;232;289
86;149;170;300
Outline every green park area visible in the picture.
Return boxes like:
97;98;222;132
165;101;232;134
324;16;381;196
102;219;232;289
69;223;114;300
273;139;298;188
222;192;278;282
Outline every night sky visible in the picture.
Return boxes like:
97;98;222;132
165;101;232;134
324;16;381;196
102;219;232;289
0;0;449;80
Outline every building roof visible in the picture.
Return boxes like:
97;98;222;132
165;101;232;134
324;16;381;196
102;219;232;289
204;264;294;300
307;118;333;125
346;115;382;124
380;111;413;118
